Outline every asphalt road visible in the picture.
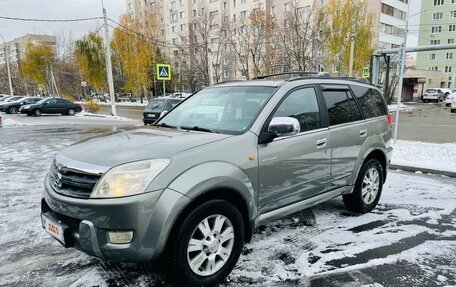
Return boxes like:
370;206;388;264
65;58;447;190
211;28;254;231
1;120;455;286
97;102;456;143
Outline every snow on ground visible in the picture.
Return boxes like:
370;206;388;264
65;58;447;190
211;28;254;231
75;111;135;121
388;103;415;112
76;101;149;107
1;118;26;127
392;140;456;173
1;127;455;286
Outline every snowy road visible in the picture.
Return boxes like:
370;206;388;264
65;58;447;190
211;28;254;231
0;124;455;287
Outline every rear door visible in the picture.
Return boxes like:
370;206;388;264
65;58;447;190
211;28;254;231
320;85;365;189
258;86;331;214
42;98;58;113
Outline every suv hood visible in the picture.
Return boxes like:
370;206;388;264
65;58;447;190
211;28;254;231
59;127;232;170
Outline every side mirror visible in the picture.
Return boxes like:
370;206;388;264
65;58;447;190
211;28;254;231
258;117;300;144
160;110;168;118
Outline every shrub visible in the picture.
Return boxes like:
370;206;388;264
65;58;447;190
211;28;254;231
84;100;101;113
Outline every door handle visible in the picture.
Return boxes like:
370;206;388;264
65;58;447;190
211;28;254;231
316;138;327;148
360;129;368;137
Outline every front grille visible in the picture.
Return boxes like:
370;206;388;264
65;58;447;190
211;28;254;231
49;161;101;199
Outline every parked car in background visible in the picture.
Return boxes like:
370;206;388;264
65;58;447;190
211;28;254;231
41;75;392;286
20;97;82;116
1;97;42;114
445;92;456;107
440;88;451;96
143;97;183;124
0;96;24;110
422;88;444;103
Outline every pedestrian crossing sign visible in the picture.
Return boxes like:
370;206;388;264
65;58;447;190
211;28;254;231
157;64;171;80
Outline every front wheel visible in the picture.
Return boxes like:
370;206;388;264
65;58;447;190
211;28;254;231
343;158;384;213
170;199;244;286
33;109;41;117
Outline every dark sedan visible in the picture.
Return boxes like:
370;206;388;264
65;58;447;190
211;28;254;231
1;97;42;114
20;97;82;116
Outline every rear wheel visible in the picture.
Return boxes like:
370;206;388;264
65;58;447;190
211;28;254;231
9;106;18;114
68;108;76;116
33;109;41;117
423;99;428;103
343;158;384;213
170;199;244;286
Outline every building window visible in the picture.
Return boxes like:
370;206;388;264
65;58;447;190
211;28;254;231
180;24;186;31
173;38;178;44
429;53;437;61
284;3;290;12
240;11;247;19
179;11;185;19
447;52;454;59
445;66;452;73
434;0;444;5
431;26;442;34
428;66;439;71
283;19;289;28
210;10;219;17
223;1;227;9
240;0;246;3
432;12;443;19
450;11;456;18
192;9;197;17
271;5;277;16
449;38;455;44
224;70;229;78
172;26;176;33
450;24;456;31
430;40;441;45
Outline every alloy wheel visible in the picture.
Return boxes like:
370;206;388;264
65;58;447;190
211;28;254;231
362;167;380;204
187;214;234;276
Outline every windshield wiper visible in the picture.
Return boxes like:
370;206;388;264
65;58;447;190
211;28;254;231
180;126;219;133
154;122;177;129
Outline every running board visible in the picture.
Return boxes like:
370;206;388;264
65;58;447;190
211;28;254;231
256;186;351;225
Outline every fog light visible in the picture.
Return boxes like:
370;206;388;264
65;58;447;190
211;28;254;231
107;231;133;244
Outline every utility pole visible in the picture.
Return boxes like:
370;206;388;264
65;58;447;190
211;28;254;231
0;34;14;96
393;1;410;144
102;5;116;116
50;65;60;98
348;16;355;77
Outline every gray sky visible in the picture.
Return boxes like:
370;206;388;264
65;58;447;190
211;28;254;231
0;0;125;42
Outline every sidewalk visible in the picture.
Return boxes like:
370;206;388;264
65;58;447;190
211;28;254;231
391;140;456;177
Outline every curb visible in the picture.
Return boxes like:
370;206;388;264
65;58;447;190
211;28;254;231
389;164;456;178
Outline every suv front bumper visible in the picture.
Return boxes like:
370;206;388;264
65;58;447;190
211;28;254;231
42;174;190;262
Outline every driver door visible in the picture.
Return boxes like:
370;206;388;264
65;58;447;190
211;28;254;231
258;86;331;215
42;99;57;113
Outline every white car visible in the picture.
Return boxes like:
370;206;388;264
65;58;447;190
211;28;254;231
422;88;444;103
445;92;456;107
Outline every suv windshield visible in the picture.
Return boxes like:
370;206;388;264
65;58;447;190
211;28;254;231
157;86;276;134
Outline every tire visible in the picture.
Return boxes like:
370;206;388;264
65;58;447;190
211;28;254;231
26;113;33;117
343;158;384;213
451;109;456;113
68;109;76;116
9;106;18;114
33;109;41;117
169;199;244;287
423;99;428;103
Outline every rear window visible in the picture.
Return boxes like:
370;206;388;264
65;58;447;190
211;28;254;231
147;99;165;111
350;86;387;119
426;89;436;93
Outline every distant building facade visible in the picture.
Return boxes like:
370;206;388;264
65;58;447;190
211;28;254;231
125;0;408;89
0;34;57;66
416;0;456;87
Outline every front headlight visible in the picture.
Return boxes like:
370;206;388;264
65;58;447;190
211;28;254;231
90;159;170;198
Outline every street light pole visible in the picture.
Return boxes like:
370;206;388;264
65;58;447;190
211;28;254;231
349;16;355;77
0;34;14;96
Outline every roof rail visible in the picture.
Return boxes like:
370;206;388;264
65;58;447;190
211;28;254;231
252;71;319;80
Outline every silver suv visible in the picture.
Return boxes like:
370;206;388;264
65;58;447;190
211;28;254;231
41;76;393;286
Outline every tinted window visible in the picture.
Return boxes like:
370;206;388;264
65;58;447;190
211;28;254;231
165;99;181;110
351;86;387;118
57;99;70;104
323;91;353;126
272;87;321;132
47;99;57;104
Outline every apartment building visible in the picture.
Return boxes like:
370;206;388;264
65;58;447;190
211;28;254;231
416;0;456;83
0;34;56;66
125;0;408;88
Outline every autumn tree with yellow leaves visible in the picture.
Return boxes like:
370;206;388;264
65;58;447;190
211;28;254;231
322;0;374;76
111;14;160;98
20;42;56;94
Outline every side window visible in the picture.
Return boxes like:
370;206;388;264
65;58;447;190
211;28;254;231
347;92;363;121
322;90;353;125
57;99;69;104
47;99;57;104
272;87;321;132
351;86;387;118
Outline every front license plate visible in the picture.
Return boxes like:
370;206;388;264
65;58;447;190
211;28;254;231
148;114;156;118
42;214;65;243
